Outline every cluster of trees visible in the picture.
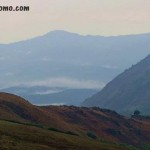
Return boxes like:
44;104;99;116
134;110;141;116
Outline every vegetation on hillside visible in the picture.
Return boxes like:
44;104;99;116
0;92;150;149
0;120;139;150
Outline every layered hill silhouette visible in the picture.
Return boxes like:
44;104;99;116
0;92;150;149
82;55;150;115
1;31;150;90
1;31;150;107
0;86;97;106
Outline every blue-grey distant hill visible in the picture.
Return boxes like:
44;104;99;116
0;86;98;106
82;55;150;116
1;31;150;105
0;30;150;89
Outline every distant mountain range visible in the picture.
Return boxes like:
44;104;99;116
0;30;150;90
82;55;150;116
1;30;150;106
0;86;97;106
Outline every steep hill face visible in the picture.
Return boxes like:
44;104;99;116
82;55;150;115
0;92;150;147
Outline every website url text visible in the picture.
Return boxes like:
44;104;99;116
0;6;30;12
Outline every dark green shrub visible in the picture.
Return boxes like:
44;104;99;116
87;132;97;139
48;128;79;136
66;131;79;136
48;127;63;133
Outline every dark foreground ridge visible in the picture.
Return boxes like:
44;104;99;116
0;92;150;149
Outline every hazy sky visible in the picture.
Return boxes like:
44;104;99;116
0;0;150;43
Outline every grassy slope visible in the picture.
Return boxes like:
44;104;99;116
0;93;150;149
0;120;138;150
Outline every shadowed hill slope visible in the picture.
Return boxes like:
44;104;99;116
82;55;150;115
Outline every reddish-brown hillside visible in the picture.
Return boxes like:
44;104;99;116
0;92;150;147
0;92;61;127
42;106;150;146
